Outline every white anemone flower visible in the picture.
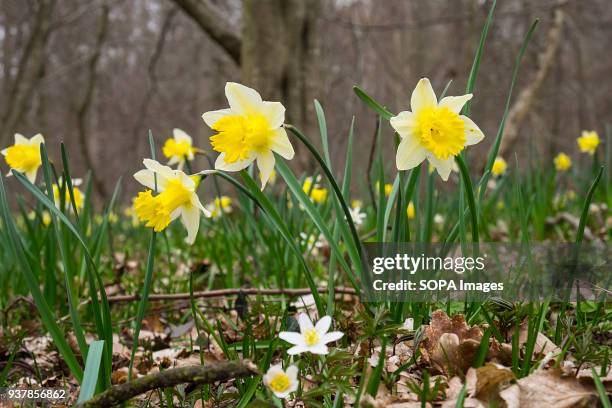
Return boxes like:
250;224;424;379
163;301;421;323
390;78;485;181
202;82;295;189
263;364;298;399
279;313;344;355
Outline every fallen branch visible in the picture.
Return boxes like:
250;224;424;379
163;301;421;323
76;361;259;408
106;286;357;303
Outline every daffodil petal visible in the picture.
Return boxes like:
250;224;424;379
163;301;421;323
167;156;179;166
279;331;304;346
30;133;45;146
14;133;28;145
261;101;285;128
460;115;485;146
439;94;473;114
172;128;192;144
133;169;159;190
270;128;294;159
411;78;437;113
298;313;314;331
428;155;454;181
181;205;201;244
26;169;38;184
390;111;416;136
287;345;308;355
256;150;275;189
214;152;254;172
202;108;232;128
142;159;175;187
396;136;427;171
314;316;332;334
1;148;7;156
225;82;263;115
321;331;344;344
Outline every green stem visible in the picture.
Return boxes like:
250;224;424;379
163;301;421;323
455;155;479;245
285;125;363;257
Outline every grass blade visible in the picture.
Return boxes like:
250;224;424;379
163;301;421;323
77;340;105;404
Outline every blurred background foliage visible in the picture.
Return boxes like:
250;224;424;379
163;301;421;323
0;0;608;200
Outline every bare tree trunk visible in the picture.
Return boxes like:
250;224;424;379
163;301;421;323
498;9;565;158
75;3;110;199
241;0;321;170
0;0;55;145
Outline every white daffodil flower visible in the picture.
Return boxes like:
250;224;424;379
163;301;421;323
279;313;344;355
202;82;295;189
1;133;45;183
390;78;485;181
263;364;298;399
133;159;209;244
162;128;197;170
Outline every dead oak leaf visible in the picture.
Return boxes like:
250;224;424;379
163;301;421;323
500;368;597;408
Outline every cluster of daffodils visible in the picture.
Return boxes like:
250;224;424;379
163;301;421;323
263;314;343;398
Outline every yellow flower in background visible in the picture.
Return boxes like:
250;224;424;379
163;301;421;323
162;128;197;170
133;159;209;244
1;133;45;183
375;182;393;197
491;157;507;176
496;200;505;210
53;180;85;210
577;131;600;155
202;82;295;189
303;177;328;204
407;201;415;219
42;211;51;226
390;78;484;181
351;199;363;209
205;196;233;219
554;153;572;171
263;364;298;399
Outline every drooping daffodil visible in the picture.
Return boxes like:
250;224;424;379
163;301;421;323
162;128;197;170
390;78;485;180
133;159;208;244
279;313;344;355
202;82;295;189
1;133;45;183
263;364;298;399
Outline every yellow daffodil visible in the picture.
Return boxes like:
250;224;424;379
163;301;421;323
205;196;233;219
133;159;208;244
303;177;328;203
577;131;600;155
279;314;344;355
202;82;295;189
351;199;363;209
390;78;484;180
52;180;85;210
554;153;572;172
375;182;393;197
407;201;415;219
1;133;45;183
162;128;197;170
263;364;298;399
42;211;51;226
491;157;507;176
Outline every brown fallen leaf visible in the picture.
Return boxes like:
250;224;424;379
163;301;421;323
500;368;597;408
443;363;514;408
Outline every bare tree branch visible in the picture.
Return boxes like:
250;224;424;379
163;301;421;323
0;0;55;145
169;0;242;64
499;8;565;158
75;2;110;199
76;361;259;408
